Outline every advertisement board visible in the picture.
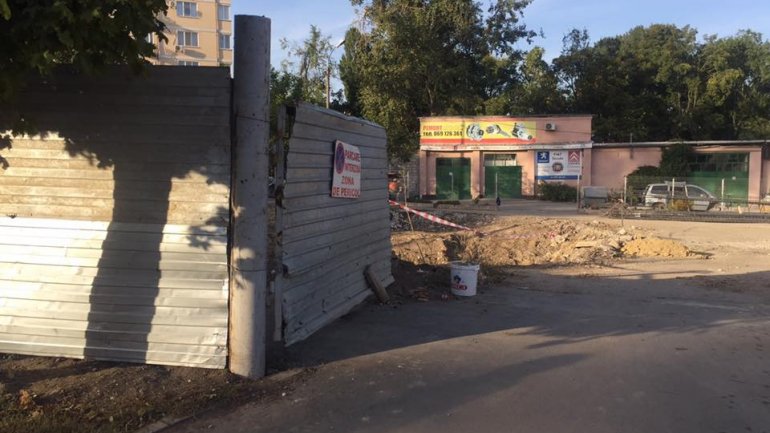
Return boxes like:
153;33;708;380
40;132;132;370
331;140;361;198
420;117;537;147
536;150;582;180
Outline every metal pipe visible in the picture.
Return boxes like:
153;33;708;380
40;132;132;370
229;15;270;378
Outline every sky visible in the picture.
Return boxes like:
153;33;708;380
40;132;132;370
238;0;770;69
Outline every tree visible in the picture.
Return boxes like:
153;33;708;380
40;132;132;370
0;0;167;100
338;27;366;117
698;31;770;139
618;25;700;140
552;25;770;142
659;142;695;176
553;31;641;141
345;0;536;161
280;25;335;107
509;47;563;114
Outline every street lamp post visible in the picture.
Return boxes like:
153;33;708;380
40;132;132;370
326;39;346;109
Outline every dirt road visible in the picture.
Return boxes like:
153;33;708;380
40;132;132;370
169;206;770;433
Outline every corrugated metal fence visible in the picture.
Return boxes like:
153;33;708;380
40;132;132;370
276;103;394;345
0;67;231;368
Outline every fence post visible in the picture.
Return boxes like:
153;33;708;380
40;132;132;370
229;15;270;378
721;178;726;211
623;176;629;204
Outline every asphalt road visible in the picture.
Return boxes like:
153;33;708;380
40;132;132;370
170;264;770;433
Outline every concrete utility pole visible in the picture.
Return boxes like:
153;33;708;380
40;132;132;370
230;15;270;378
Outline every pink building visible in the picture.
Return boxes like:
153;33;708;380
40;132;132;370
418;115;593;199
417;115;770;202
591;142;770;202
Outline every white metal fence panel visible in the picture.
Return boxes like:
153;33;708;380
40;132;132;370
277;103;393;345
0;67;231;367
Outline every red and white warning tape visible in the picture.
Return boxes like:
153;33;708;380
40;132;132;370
389;200;556;239
389;200;478;233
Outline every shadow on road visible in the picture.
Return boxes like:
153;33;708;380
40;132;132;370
275;259;770;369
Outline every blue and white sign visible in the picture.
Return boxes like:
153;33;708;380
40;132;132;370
536;150;581;180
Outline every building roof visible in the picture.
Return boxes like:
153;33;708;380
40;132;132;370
593;139;769;148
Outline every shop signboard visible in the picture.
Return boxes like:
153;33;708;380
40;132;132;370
331;140;361;198
420;117;537;147
536;150;582;180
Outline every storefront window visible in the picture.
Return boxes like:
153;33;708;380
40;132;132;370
484;153;517;166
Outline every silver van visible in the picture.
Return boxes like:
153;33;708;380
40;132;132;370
643;182;717;211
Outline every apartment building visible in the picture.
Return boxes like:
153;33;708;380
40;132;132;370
149;0;233;67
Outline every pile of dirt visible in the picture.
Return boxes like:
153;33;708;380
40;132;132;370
621;238;693;257
392;216;694;269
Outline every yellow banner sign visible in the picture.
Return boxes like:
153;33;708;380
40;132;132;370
420;117;537;146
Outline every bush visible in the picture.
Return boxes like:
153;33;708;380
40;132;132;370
538;182;577;202
669;199;691;211
627;165;663;204
660;143;694;176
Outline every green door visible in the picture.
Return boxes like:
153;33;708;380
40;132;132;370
689;171;749;201
688;152;750;201
484;166;522;198
436;158;471;200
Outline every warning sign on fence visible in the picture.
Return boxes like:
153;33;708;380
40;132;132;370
331;140;361;199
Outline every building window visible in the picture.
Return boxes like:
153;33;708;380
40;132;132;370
178;61;199;66
219;34;231;50
484;154;517;166
217;5;230;20
176;30;199;47
688;153;749;173
176;1;198;17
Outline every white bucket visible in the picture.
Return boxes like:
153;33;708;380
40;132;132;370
450;262;480;297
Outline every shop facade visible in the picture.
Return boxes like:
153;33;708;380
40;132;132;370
417;116;770;202
418;115;593;199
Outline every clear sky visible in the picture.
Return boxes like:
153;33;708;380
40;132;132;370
238;0;770;68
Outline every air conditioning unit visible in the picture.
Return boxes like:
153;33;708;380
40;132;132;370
545;122;557;131
175;45;185;54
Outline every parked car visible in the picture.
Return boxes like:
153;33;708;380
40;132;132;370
643;182;718;211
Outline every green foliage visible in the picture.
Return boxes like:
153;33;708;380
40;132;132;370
669;199;692;211
279;25;335;107
337;27;366;117
553;25;770;142
285;14;769;156
659;142;695;176
628;165;662;177
0;0;9;20
537;182;577;202
344;0;536;161
626;165;663;204
0;0;167;100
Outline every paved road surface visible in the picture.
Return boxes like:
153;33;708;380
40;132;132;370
170;262;770;433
